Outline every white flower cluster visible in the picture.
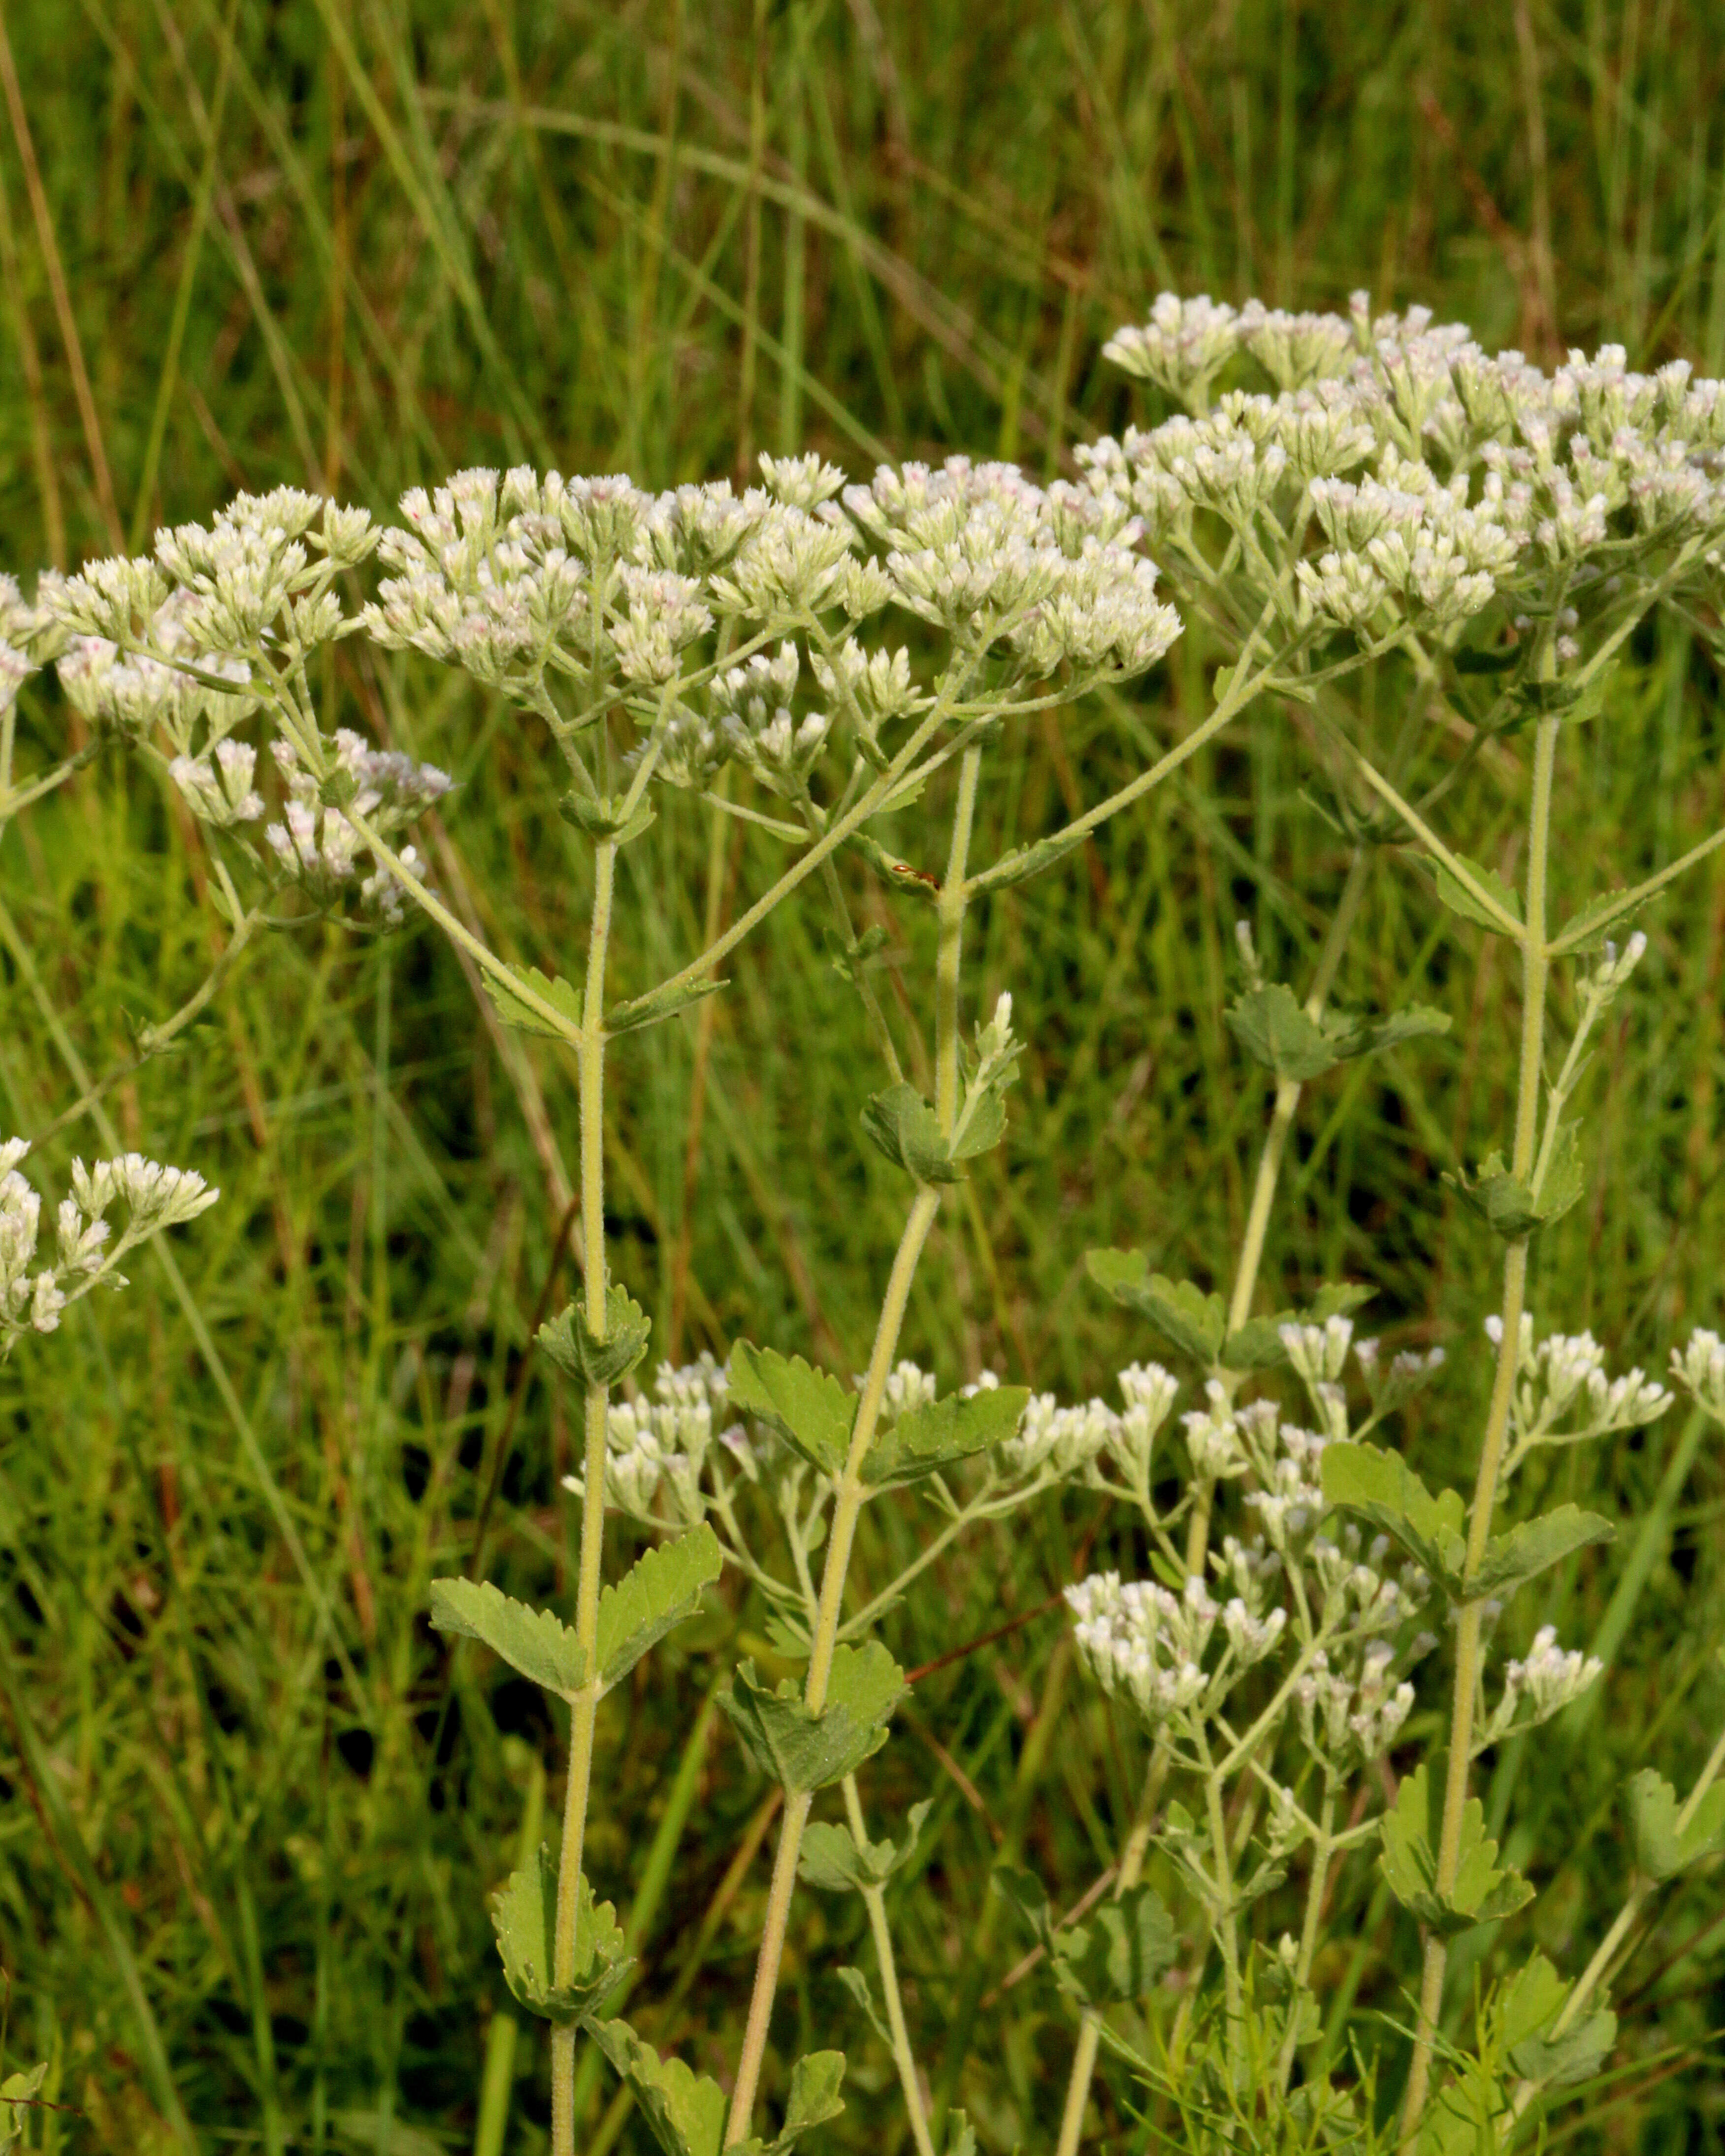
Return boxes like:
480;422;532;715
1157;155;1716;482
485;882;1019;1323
1480;1625;1603;1747
873;1359;941;1426
1;1139;218;1354
1244;1420;1331;1553
997;1360;1178;1486
564;1353;734;1525
264;730;451;924
1671;1327;1725;1420
1067;1567;1287;1728
843;456;1181;679
1309;1522;1433;1639
58;589;258;753
709;643;830;797
1294;1641;1416;1765
1084;290;1725;651
1486;1311;1672;1457
50;489;374;667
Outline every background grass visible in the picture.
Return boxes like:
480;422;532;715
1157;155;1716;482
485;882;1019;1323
0;2;1723;2149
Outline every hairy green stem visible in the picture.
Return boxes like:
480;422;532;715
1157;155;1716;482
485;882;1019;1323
726;741;984;2144
1402;708;1561;2138
551;837;617;2156
843;1775;938;2156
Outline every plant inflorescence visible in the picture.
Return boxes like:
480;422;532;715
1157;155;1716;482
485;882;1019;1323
5;289;1725;2155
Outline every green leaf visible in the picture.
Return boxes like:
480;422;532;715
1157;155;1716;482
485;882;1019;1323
586;2019;727;2156
1502;1952;1617;2091
1051;1885;1179;2005
861;1082;966;1183
1624;1767;1725;1881
944;2114;978;2156
719;1642;905;1791
559;789;657;845
1378;1764;1532;1934
1227;985;1452;1084
1448;1122;1586;1241
1431;853;1523;934
491;1848;633;2020
1510;2009;1617;2092
1471;1505;1615;1600
990;1864;1055;1946
537;1285;653;1390
863;1386;1031;1486
1309;1282;1377;1322
727;1343;854;1475
767;2053;846;2153
1227;984;1347;1082
428;1578;586;1696
950;1088;1007;1163
799;1800;933;1892
595;1525;723;1692
1085;1249;1227;1364
843;828;944;902
0;2065;45;2156
1557;886;1652;954
835;1964;893;2048
481;962;584;1039
1320;1443;1467;1597
606;973;729;1037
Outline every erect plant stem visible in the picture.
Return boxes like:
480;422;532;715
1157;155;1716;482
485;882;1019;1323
551;836;617;2156
726;748;982;2146
1402;708;1561;2140
843;1775;939;2156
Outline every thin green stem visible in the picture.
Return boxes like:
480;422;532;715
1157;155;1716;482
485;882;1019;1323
724;1187;940;2146
843;1776;937;2156
1403;709;1561;2139
798;786;902;1083
727;729;988;2145
1276;1781;1336;2093
551;837;617;2156
1512;1711;1725;2117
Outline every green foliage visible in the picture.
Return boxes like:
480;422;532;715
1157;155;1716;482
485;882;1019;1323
800;1800;934;1892
491;1849;633;2020
0;2066;46;2156
993;1865;1178;2005
1322;1444;1613;1601
862;1384;1031;1485
480;961;584;1037
1087;1250;1227;1363
728;1342;856;1474
595;1524;724;1691
1226;981;1450;1084
861;1080;1003;1182
537;1284;654;1390
1623;1766;1725;1879
1446;1123;1587;1239
1378;1764;1533;1934
1320;1444;1469;1594
720;1642;905;1789
1431;854;1524;934
586;2024;844;2156
428;1577;589;1697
